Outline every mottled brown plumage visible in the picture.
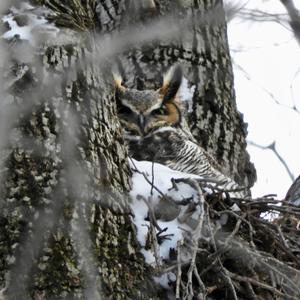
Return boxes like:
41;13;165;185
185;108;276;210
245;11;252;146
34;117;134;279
114;66;248;197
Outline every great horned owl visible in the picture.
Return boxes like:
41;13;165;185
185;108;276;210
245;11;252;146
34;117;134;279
114;66;247;197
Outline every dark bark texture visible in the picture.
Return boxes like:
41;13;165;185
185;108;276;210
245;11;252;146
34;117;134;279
0;0;257;299
0;36;157;299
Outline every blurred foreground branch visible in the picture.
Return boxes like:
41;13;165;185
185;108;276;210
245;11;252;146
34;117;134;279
280;0;300;45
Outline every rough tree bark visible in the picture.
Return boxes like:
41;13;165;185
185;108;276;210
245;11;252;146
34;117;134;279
0;30;156;300
0;0;255;299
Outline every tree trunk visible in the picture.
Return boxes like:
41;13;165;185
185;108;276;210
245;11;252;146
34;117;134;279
0;35;157;300
0;0;256;299
108;0;256;187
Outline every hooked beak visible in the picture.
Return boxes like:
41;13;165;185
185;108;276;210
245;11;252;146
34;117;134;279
138;114;145;134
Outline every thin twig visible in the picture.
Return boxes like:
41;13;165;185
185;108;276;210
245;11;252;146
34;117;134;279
229;272;300;300
151;161;155;196
235;62;300;115
176;240;183;299
248;140;295;181
129;158;166;198
206;207;239;300
224;213;245;245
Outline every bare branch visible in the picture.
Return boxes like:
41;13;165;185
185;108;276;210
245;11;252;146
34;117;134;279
234;62;300;114
248;140;295;181
280;0;300;45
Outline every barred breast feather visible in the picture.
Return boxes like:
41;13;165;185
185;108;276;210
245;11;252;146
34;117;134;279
127;127;247;198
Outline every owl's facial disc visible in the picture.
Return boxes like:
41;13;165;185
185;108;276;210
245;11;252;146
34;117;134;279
113;65;183;136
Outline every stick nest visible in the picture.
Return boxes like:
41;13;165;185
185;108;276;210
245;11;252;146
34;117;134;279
151;180;300;300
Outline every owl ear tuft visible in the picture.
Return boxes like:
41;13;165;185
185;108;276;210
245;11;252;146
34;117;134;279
112;72;126;92
160;65;182;103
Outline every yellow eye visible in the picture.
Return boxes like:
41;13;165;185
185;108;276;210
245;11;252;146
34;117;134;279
151;106;166;116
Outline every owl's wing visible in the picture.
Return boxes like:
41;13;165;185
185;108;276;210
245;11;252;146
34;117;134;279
142;128;248;198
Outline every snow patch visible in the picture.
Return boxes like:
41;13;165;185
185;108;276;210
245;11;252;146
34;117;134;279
180;77;195;102
180;77;195;113
129;159;203;266
153;272;176;289
2;2;59;44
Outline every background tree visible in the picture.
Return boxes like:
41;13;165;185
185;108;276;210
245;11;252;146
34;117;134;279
224;0;300;198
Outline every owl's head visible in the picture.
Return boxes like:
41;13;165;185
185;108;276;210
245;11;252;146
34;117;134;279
113;65;183;136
